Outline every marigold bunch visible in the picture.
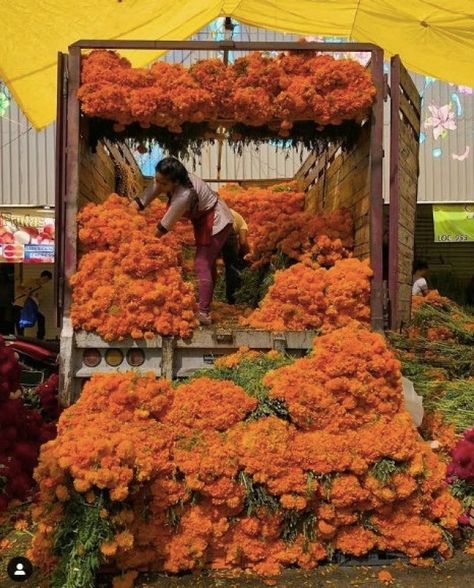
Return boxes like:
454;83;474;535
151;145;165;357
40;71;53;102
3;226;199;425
420;411;458;453
220;183;353;268
411;289;451;310
71;194;197;340
322;257;373;331
78;50;376;133
164;377;257;436
243;258;371;331
220;182;305;267
264;323;402;432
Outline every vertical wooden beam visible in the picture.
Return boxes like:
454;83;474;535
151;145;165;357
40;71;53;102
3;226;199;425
54;52;67;327
63;45;81;316
161;337;175;379
59;46;81;405
369;48;385;331
389;56;401;330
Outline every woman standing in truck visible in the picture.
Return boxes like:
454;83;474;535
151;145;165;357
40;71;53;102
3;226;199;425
132;157;233;325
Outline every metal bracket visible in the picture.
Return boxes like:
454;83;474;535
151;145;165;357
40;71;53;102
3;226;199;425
272;334;287;352
214;330;234;345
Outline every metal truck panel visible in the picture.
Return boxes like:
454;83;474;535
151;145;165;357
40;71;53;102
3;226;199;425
0;94;55;207
74;329;316;350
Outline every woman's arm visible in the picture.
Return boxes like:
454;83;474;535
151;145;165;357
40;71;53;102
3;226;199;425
132;180;160;210
238;228;250;254
156;192;190;236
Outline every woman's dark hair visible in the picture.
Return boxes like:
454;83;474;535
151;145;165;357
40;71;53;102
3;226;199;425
155;157;192;188
413;260;429;272
40;270;53;280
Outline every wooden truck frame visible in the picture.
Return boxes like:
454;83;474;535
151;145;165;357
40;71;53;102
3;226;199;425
55;40;421;405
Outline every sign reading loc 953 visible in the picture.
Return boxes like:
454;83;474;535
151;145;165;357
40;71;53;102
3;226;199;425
432;204;474;243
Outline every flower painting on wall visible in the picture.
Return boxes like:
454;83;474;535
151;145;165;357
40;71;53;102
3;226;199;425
424;104;457;141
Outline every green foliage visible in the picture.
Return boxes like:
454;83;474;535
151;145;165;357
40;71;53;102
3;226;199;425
359;513;380;535
438;526;455;552
390;333;474;380
213;270;227;304
281;510;317;544
197;352;292;421
412;303;474;346
316;473;337;500
166;505;181;529
238;472;318;547
246;396;290;421
234;253;293;308
238;471;280;516
370;459;406;485
234;265;274;308
52;489;114;588
20;387;42;411
450;478;474;511
426;380;474;433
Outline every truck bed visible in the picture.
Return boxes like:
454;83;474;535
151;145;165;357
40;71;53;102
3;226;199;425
74;327;316;379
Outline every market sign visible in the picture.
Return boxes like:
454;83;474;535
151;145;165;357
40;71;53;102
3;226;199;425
0;209;55;263
432;204;474;243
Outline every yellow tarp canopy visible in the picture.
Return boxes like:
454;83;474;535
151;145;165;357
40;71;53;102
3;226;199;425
1;1;473;129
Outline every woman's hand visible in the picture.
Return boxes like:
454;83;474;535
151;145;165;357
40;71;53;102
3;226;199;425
239;242;250;258
129;199;140;211
155;223;168;239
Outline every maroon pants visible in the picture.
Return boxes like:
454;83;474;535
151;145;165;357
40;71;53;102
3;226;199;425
194;224;232;314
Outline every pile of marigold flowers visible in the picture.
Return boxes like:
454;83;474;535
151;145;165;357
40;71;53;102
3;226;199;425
71;194;197;340
242;258;372;331
78;50;376;134
389;291;474;449
408;290;474;346
220;182;353;269
30;323;461;585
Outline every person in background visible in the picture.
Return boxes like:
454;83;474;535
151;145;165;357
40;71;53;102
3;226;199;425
412;260;429;297
222;208;250;305
13;270;53;339
132;157;233;325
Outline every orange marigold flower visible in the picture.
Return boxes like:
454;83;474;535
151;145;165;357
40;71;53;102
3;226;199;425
54;485;70;502
378;570;394;585
100;540;118;557
243;259;371;332
112;571;139;588
73;478;91;493
334;526;376;557
14;519;29;531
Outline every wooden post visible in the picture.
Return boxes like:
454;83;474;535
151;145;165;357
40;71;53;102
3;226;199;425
368;47;385;332
161;337;175;380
